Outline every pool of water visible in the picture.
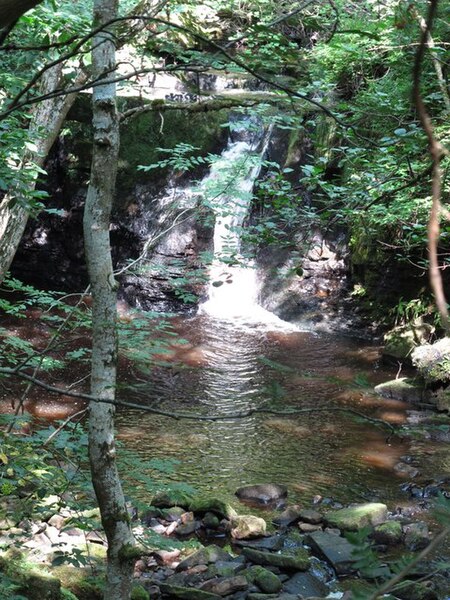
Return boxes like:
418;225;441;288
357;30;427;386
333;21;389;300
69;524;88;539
115;315;447;511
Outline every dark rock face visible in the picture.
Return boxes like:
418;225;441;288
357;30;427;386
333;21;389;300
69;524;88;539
11;103;228;312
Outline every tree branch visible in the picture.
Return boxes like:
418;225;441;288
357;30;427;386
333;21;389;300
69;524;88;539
0;366;397;434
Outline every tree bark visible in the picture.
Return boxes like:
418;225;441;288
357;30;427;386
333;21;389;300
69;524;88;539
83;1;136;598
0;65;86;283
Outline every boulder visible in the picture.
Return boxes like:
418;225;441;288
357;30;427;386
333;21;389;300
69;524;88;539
412;337;450;384
231;515;267;540
189;497;237;520
374;378;428;404
324;503;387;531
298;509;322;525
383;320;434;362
235;484;288;506
242;547;310;571
372;521;402;546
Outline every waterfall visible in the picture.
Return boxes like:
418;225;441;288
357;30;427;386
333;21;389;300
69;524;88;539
198;120;294;328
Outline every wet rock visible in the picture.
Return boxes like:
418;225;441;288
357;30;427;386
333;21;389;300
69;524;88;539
394;462;420;478
372;521;402;546
235;484;288;506
305;531;357;575
374;378;428;404
200;575;248;596
273;505;303;527
324;503;388;531
159;583;221;599
412;337;450;384
403;522;430;551
298;509;322;525
177;545;233;571
242;547;310;571
189;497;238;520
283;572;328;597
245;565;282;594
231;515;267;540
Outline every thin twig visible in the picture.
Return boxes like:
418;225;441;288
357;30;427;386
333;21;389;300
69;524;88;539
43;408;88;446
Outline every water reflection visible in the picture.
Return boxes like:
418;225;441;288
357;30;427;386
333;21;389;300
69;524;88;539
116;316;417;507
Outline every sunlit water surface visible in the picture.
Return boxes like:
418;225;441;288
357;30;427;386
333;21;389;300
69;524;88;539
115;315;448;512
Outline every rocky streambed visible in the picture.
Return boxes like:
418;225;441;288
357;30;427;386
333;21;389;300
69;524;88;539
2;481;449;600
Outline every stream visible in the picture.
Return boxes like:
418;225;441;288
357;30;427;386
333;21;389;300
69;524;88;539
116;314;449;514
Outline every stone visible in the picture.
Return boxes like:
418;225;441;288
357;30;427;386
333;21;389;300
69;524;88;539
189;497;237;520
176;545;232;571
176;520;198;536
283;572;328;597
154;549;181;565
305;531;357;575
298;523;321;534
47;514;65;529
395;579;439;600
235;484;288;506
161;506;186;521
403;522;430;551
374;378;428;404
242;547;310;571
298;509;322;525
383;320;434;362
231;515;267;540
412;337;450;384
324;503;388;531
245;565;282;594
203;512;220;529
152;491;195;510
234;535;284;552
159;583;221;599
372;521;403;546
272;505;303;527
200;575;248;596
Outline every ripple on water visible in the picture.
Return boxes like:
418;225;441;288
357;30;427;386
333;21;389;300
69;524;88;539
115;316;443;509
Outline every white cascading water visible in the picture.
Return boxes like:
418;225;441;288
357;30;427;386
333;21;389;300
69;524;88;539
198;122;295;328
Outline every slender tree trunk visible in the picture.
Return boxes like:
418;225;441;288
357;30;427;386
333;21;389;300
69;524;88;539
83;1;136;598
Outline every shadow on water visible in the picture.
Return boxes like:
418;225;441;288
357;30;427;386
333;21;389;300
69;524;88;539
115;314;442;509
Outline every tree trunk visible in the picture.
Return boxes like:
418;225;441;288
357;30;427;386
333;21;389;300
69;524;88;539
0;0;44;27
83;1;136;598
0;66;86;282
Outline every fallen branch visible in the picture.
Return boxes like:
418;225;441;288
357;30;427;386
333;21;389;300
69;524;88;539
0;367;397;435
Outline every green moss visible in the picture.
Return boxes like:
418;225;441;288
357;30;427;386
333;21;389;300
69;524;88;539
131;584;149;600
0;551;62;600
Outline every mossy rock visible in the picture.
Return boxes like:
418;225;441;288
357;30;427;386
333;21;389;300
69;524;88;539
53;567;104;600
383;320;434;362
159;583;221;599
152;490;195;510
244;565;282;594
241;547;310;571
0;551;63;600
395;580;438;600
412;338;450;385
189;496;237;519
374;378;428;404
131;584;150;600
324;503;387;531
372;521;402;545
